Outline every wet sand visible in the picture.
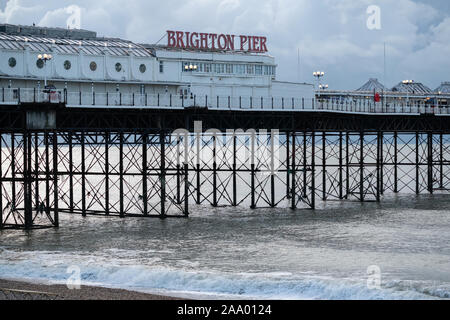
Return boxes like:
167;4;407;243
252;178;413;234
0;278;181;300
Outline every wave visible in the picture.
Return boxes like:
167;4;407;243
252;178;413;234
0;249;447;300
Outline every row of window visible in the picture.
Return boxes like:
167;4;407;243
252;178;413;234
7;56;147;73
182;62;276;76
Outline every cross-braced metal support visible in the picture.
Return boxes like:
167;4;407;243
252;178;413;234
2;129;450;230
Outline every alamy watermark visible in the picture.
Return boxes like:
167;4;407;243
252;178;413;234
366;5;381;30
366;265;381;289
171;121;281;175
66;265;81;290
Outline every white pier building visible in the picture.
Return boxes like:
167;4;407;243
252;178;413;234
0;24;314;109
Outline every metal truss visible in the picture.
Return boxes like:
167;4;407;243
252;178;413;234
0;132;58;229
2;128;450;230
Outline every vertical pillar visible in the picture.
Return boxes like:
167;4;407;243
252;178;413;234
11;133;16;209
427;132;433;194
0;133;2;228
440;133;444;189
291;132;296;209
52;131;59;227
380;132;384;195
81;131;86;217
376;131;381;202
34;133;39;210
311;131;315;209
196;132;201;205
24;131;32;229
232;134;237;206
142;132;148;216
394;131;398;193
270;131;275;207
105;132;110;215
119;131;124;217
250;132;256;209
359;131;364;202
286;132;290;199
160;131;166;218
303;132;307;198
322;132;326;201
69;131;74;211
176;135;181;205
212;134;217;207
184;162;189;217
45;132;50;217
416;132;420;194
345;132;349;199
339;131;343;199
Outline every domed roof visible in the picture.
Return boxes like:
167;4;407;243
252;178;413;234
435;82;450;94
356;78;386;92
391;81;432;94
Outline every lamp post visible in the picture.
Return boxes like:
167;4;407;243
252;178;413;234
313;71;325;105
37;53;53;88
313;71;325;89
184;63;198;99
402;80;413;106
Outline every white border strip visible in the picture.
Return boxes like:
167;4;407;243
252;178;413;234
66;104;431;116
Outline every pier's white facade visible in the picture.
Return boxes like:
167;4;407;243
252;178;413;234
0;24;314;108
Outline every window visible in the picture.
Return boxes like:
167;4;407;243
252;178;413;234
255;65;262;75
214;64;224;74
139;64;146;73
247;65;254;75
235;64;245;74
204;63;211;73
115;63;122;72
159;61;164;73
90;61;97;71
226;64;233;74
36;58;44;69
64;60;71;70
8;57;16;68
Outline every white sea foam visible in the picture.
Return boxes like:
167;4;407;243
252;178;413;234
0;249;446;300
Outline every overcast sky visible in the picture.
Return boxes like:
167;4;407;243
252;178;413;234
1;0;449;90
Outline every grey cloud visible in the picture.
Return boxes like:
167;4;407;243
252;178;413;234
0;0;449;90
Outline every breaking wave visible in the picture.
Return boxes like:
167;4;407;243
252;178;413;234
0;249;446;300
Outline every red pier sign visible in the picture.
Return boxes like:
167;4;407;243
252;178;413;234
166;30;268;53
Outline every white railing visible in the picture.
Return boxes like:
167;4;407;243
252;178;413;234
314;98;447;114
1;87;449;115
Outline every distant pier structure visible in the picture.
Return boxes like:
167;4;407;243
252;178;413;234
0;24;450;229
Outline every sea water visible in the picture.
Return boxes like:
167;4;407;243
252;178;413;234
0;193;449;300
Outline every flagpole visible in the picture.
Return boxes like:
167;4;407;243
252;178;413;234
383;42;386;110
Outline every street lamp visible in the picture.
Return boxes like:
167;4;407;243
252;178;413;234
184;63;198;99
313;71;325;102
319;84;328;90
313;71;325;88
402;80;413;105
37;53;53;87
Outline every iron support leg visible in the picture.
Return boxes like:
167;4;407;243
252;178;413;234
394;131;398;193
81;131;86;216
52;131;59;227
291;132;296;209
416;132;420;194
142;133;148;216
428;132;433;194
160;132;166;218
322;132;326;201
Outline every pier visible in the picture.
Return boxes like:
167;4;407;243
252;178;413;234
1;90;450;229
